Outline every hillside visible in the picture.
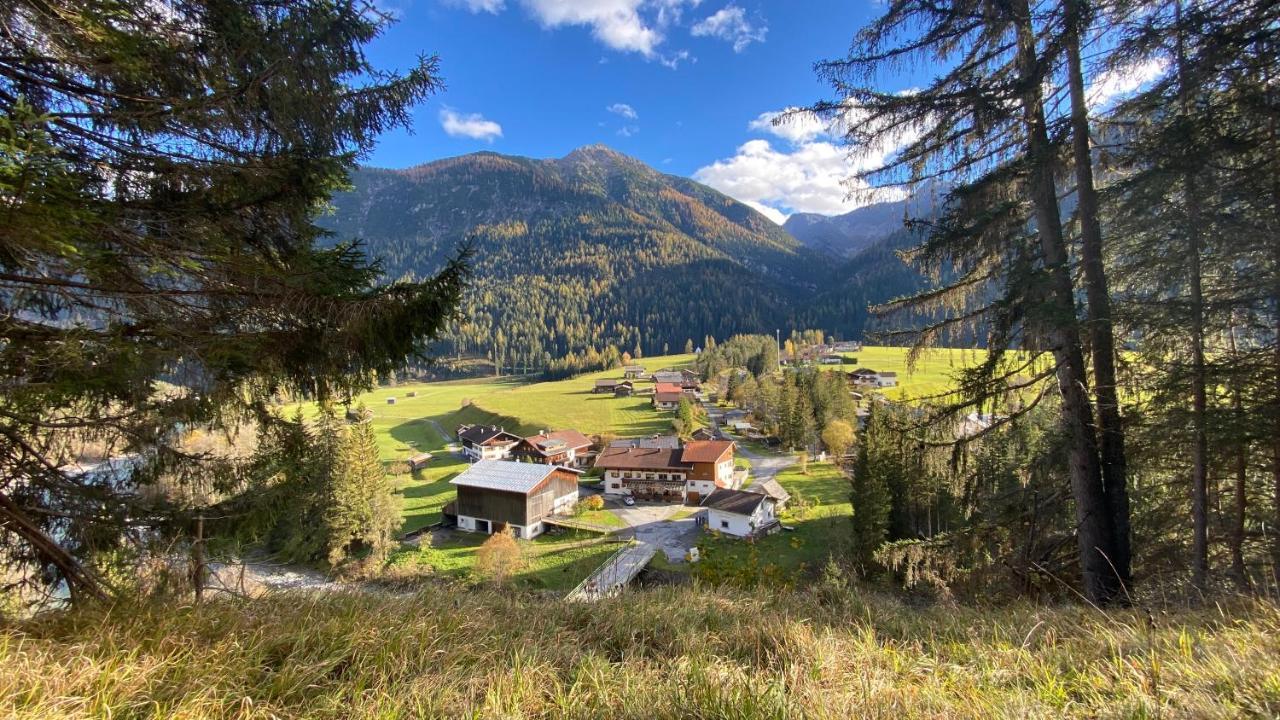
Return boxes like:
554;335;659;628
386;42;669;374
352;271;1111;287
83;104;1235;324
5;588;1275;718
323;146;832;365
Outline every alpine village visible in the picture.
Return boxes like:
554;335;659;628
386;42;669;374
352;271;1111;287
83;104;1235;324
2;0;1280;718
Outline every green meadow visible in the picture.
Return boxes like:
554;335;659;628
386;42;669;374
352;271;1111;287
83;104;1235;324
284;348;983;541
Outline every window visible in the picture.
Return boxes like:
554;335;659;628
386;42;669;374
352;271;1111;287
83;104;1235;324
720;520;729;529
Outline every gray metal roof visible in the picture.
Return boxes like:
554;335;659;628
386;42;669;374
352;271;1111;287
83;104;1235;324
450;460;556;494
701;488;769;515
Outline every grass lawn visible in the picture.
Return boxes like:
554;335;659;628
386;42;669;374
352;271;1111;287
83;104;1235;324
819;345;990;401
388;530;624;592
697;461;851;581
574;509;626;528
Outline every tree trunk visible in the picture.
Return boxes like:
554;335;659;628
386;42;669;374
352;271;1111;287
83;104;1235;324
1227;320;1250;589
1173;0;1211;593
1064;8;1132;588
1011;0;1121;605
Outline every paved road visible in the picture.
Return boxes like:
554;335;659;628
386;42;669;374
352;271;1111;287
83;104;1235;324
703;403;796;484
609;503;702;562
734;443;796;484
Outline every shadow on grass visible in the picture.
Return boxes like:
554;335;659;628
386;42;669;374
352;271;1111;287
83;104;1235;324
388;419;439;451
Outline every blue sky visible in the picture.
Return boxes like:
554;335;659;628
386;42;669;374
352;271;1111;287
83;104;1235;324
358;0;900;222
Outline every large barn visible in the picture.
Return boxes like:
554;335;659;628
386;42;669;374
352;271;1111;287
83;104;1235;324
449;460;580;539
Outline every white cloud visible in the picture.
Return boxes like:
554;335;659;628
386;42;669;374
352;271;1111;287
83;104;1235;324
1087;58;1167;109
439;108;504;142
447;0;504;12
607;102;638;119
617;125;640;137
522;0;666;56
696;104;917;220
691;4;766;52
453;0;700;64
741;199;787;225
747;107;828;144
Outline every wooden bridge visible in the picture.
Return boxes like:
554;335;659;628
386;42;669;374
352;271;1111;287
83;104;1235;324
565;541;657;602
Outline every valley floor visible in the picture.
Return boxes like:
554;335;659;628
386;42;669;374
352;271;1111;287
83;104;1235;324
3;585;1277;719
274;349;990;592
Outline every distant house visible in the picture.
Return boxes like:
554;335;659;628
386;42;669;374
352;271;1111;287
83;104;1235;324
449;460;579;539
653;391;684;410
510;429;593;469
653;369;701;390
690;427;718;441
819;354;845;365
623;366;646;379
849;368;897;388
833;341;862;353
457;424;521;462
745;478;791;510
700;488;779;538
595;439;737;503
613;381;635;397
406;452;433;471
594;378;627;394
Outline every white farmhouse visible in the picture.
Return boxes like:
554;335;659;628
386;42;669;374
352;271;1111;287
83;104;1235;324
700;488;779;538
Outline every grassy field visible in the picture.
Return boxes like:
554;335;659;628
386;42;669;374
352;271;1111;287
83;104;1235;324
7;587;1277;718
819;345;992;401
387;530;623;591
697;461;852;581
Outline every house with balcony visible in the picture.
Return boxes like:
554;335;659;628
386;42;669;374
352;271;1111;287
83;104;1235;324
595;439;738;504
510;429;593;469
457;424;521;462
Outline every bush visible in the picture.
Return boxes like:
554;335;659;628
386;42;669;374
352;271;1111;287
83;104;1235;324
579;495;605;512
474;529;523;584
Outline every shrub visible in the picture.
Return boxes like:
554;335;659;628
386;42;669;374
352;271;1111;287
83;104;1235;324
579;495;605;512
474;529;523;584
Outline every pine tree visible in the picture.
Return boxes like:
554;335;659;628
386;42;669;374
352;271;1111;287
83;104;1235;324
0;0;463;600
850;407;893;572
810;0;1125;603
326;409;398;568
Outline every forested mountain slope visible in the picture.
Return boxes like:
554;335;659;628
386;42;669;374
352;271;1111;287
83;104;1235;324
323;145;927;366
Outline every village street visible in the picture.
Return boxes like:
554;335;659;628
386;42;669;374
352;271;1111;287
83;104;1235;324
703;403;797;484
609;502;701;562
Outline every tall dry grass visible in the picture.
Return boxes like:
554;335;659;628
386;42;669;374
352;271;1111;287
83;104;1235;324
1;582;1277;719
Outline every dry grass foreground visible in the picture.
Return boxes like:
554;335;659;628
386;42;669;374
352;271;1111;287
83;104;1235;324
2;583;1278;719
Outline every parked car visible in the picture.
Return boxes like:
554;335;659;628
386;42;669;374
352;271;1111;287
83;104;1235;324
623;496;635;506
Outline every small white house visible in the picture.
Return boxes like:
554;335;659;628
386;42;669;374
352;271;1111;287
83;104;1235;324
875;372;898;388
700;488;778;538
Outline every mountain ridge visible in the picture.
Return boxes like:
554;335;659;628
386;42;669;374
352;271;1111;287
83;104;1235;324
323;146;831;365
322;145;923;365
